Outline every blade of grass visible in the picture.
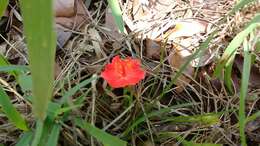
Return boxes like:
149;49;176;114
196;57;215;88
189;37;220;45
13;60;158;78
0;65;28;73
159;31;216;98
17;74;32;93
159;132;222;146
214;14;260;78
0;55;23;77
31;120;44;146
239;39;251;146
182;141;222;146
75;118;127;146
224;62;234;93
229;0;257;15
0;0;8;18
59;75;98;104
46;124;61;146
162;113;220;126
107;0;124;33
20;0;56;120
15;131;33;146
122;102;197;136
0;85;28;131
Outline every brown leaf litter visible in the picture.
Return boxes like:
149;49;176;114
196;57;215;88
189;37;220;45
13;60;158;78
120;0;225;92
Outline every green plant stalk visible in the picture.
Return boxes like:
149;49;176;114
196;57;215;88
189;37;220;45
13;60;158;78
239;39;251;146
20;0;56;120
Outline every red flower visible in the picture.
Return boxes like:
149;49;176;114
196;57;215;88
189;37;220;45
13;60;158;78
101;56;146;88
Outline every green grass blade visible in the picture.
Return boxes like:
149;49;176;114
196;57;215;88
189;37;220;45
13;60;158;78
214;14;260;78
182;141;222;146
230;0;257;15
46;124;61;146
160;31;216;97
239;39;251;146
76;118;127;146
0;85;28;131
0;55;23;77
160;133;222;146
224;62;234;93
59;75;98;104
107;0;124;33
31;120;44;146
162;113;220;126
20;0;56;120
17;74;32;93
0;0;8;18
0;65;29;72
15;131;33;146
122;103;196;136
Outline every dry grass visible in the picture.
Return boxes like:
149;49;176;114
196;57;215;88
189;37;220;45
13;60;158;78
0;0;260;145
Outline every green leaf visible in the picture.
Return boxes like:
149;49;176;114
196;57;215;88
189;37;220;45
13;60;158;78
107;0;124;32
46;102;61;121
160;31;217;98
224;63;234;93
214;14;260;78
31;120;44;146
46;124;61;146
230;0;257;14
75;118;127;146
59;75;97;104
0;0;8;18
163;113;220;126
159;133;222;146
20;0;56;120
0;65;28;72
0;55;23;78
239;39;251;146
17;75;32;93
0;85;28;131
122;103;196;136
16;131;33;146
182;141;222;146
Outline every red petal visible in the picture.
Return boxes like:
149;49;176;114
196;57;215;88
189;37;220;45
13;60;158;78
101;56;146;88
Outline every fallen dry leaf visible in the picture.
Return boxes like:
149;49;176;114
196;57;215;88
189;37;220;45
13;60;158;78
55;0;89;48
56;24;72;48
132;0;145;20
145;39;161;59
190;0;224;20
166;19;208;41
55;0;88;29
168;49;194;93
55;0;75;17
121;0;216;92
246;117;260;143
